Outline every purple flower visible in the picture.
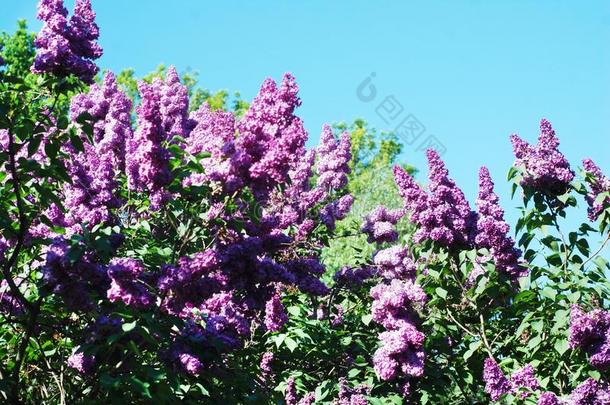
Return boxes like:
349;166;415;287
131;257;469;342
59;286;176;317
106;258;152;308
370;279;426;383
510;364;539;398
475;167;526;279
157;66;190;138
234;73;308;201
537;392;560;405
333;266;375;288
316;124;351;191
483;358;511;401
393;151;476;250
126;81;172;210
373;245;416;280
320;194;353;231
67;346;96;374
184;102;236;187
582;158;610;221
569;305;610;370
285;377;298;405
264;293;288;332
32;0;102;83
510;119;574;196
361;205;404;244
260;351;274;374
178;352;203;376
569;378;610;405
335;378;370;405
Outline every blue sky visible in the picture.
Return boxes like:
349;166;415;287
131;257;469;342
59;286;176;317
2;0;610;227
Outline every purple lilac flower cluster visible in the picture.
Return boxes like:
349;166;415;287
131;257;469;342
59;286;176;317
360;205;404;244
126;80;172;210
316;124;352;191
370;279;427;384
55;72;131;230
233;74;308;201
582;159;610;222
475;167;526;279
32;0;102;83
260;351;274;375
510;119;574;196
569;305;610;369
285;377;316;405
332;378;370;405
483;358;540;401
393;150;476;250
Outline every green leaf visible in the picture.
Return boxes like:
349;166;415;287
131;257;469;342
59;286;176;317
122;321;137;332
285;337;298;352
361;314;373;326
554;339;569;355
435;287;448;299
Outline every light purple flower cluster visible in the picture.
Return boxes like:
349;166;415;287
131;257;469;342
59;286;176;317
32;0;102;83
510;119;574;196
178;352;203;376
393;150;476;250
260;351;274;375
373;245;416;280
569;305;610;370
126;80;172;210
70;71;132;170
582;159;610;221
184;103;236;187
67;346;96;374
264;293;288;332
475;167;526;279
106;258;152;308
316;124;352;190
361;205;404;244
370;279;427;382
157;66;190;138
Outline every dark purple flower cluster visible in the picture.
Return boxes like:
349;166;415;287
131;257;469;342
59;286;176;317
582;158;610;221
510;119;574;196
0;279;25;317
333;266;376;288
56;72;131;230
537;392;560;405
361;205;404;244
569;305;610;370
483;358;511;401
233;73;308;201
569;378;610;404
394;150;476;250
483;359;540;401
264;293;288;332
333;378;370;405
32;0;102;83
157;66;190;138
475;167;526;279
67;316;122;374
42;238;109;310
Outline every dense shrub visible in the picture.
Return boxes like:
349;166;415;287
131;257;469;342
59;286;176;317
0;1;609;404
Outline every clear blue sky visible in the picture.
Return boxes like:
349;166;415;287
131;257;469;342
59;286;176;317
3;0;610;227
